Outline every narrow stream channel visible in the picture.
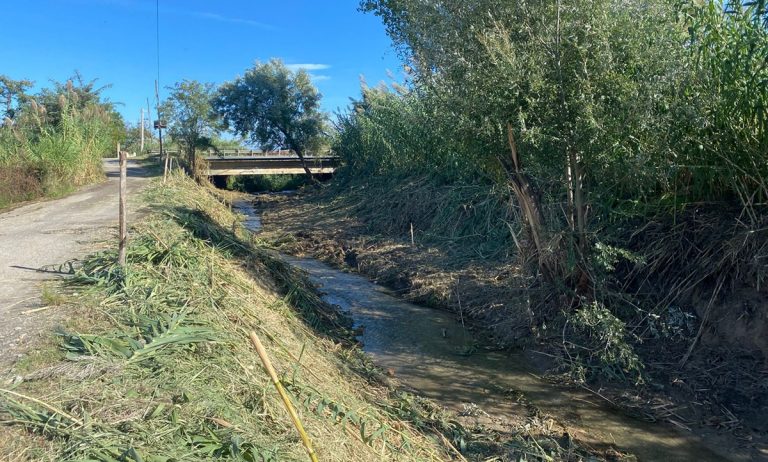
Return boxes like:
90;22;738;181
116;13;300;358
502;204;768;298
235;200;742;462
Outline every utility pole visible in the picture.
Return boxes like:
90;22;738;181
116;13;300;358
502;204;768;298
155;80;167;182
139;108;145;153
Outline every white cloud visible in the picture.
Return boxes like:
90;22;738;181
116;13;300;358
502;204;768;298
285;64;331;72
191;12;276;30
70;2;277;30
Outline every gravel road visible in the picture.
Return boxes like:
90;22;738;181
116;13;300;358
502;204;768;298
0;159;153;367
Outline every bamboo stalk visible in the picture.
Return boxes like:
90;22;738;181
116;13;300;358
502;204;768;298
249;331;319;462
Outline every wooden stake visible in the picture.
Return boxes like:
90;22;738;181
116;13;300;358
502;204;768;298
140;108;145;153
118;145;127;267
410;223;415;246
249;331;319;462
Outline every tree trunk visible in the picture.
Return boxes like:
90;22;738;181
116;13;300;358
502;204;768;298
569;148;587;252
504;124;553;281
186;143;197;179
294;147;319;184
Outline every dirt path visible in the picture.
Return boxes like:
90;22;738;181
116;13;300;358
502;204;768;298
0;159;154;367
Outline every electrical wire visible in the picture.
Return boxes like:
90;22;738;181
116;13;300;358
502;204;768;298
156;0;161;93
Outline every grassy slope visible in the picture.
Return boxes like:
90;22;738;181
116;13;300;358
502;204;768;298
0;174;454;461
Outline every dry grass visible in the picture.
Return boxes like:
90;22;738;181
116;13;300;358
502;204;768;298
0;173;453;461
257;191;535;347
255;188;768;458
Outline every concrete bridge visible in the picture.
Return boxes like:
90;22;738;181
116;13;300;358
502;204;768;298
149;150;339;176
204;154;339;176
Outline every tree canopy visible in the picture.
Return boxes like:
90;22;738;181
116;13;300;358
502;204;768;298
0;75;33;120
213;59;326;178
160;80;220;174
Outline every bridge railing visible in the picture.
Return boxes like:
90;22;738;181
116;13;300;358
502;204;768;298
149;149;334;158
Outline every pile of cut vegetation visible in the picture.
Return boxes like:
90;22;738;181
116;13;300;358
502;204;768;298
0;174;458;461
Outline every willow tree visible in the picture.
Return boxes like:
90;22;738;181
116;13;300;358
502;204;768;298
213;59;326;180
362;0;689;282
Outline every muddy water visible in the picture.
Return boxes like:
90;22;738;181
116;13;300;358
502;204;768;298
234;201;740;462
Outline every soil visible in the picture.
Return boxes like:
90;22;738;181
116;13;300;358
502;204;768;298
0;159;154;368
254;190;768;461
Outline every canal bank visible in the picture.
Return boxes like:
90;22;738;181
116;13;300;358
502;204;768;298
243;194;766;461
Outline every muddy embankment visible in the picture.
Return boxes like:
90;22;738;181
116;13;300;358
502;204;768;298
247;192;768;462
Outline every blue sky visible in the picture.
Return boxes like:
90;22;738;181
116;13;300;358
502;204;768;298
0;0;403;125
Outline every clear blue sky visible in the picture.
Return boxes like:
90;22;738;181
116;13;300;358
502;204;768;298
0;0;403;125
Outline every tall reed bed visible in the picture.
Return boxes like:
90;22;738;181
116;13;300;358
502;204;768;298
0;94;117;208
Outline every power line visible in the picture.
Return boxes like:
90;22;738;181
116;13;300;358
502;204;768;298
155;0;167;180
156;0;161;93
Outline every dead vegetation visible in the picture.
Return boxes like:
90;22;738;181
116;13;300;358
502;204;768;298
0;174;617;461
255;188;768;458
0;174;452;461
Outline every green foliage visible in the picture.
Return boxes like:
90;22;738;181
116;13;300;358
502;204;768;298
333;87;490;183
160;80;221;170
681;0;768;210
568;302;644;384
360;0;696;206
0;75;120;208
61;312;216;362
0;75;33;119
591;242;644;274
357;0;768;212
122;121;158;154
226;174;309;193
339;0;768;385
214;59;327;158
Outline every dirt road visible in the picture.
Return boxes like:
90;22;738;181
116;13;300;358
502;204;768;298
0;159;153;366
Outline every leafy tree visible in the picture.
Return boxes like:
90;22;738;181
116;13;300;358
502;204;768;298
0;75;33;120
123;121;157;154
35;71;115;126
160;80;220;175
213;59;327;179
361;0;689;279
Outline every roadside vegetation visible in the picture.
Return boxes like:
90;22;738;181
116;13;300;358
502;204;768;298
0;73;125;209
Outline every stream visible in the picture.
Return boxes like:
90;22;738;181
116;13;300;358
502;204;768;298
235;200;743;462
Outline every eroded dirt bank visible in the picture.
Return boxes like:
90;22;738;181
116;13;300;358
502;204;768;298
252;191;768;461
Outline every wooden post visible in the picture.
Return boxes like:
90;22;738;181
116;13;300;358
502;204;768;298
140;108;145;153
118;145;127;267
